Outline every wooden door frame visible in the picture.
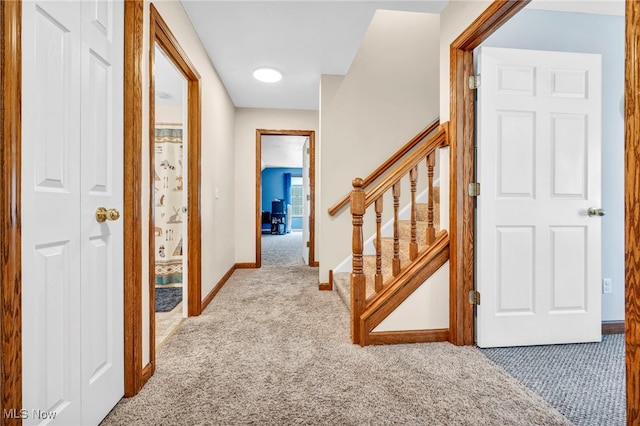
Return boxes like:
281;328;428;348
255;129;317;268
1;0;23;418
625;2;640;421
448;0;530;347
147;3;203;377
448;0;640;421
123;0;144;398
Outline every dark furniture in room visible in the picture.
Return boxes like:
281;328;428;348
261;211;271;234
271;200;287;235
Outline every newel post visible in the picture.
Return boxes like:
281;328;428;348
350;178;366;346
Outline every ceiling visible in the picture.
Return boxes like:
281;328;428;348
261;134;308;169
155;45;185;106
180;0;448;111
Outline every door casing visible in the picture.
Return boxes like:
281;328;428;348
254;129;317;268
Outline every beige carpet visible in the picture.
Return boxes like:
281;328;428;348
101;264;571;426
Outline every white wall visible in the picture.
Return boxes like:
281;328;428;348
142;0;237;366
234;108;319;263
319;10;441;284
155;104;183;124
374;262;450;332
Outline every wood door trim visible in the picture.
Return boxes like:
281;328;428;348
149;3;203;378
1;0;22;418
448;0;530;346
625;1;640;420
255;129;317;267
123;0;144;397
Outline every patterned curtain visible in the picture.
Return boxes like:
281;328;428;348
154;127;184;285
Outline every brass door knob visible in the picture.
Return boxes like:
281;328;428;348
96;207;121;222
587;207;606;217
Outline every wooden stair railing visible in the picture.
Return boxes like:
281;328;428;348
349;122;449;345
328;118;440;217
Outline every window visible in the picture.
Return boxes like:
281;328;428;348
291;176;303;216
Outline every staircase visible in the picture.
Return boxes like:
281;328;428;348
327;119;451;346
333;187;440;307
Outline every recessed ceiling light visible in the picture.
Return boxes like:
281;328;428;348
253;67;282;83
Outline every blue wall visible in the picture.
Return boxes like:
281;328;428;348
483;10;624;321
261;167;303;230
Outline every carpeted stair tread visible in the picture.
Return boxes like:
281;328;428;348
398;220;430;242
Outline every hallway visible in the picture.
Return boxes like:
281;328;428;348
261;231;305;267
102;255;568;425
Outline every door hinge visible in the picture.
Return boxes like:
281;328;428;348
468;290;481;305
468;75;481;89
306;148;310;154
306;241;310;248
306;194;311;201
468;182;481;197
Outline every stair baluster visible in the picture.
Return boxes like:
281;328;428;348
392;182;401;276
350;178;366;345
426;152;436;246
409;166;418;261
375;197;383;292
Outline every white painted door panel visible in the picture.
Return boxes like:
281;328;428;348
476;47;602;348
302;139;310;265
22;1;124;424
80;1;124;424
22;2;83;423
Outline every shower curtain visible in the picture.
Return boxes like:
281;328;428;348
154;126;184;285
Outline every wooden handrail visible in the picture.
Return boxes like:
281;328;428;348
327;118;440;216
363;124;448;210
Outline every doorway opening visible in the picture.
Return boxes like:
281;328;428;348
255;130;317;268
153;44;187;347
148;4;202;374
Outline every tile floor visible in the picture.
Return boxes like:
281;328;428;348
156;301;184;348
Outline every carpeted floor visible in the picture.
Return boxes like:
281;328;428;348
261;231;304;266
481;335;626;426
102;260;572;425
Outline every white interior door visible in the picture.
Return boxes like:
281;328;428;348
476;47;602;348
302;138;310;265
79;1;124;424
22;1;124;424
22;2;83;423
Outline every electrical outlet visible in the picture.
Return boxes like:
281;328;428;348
603;278;613;294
